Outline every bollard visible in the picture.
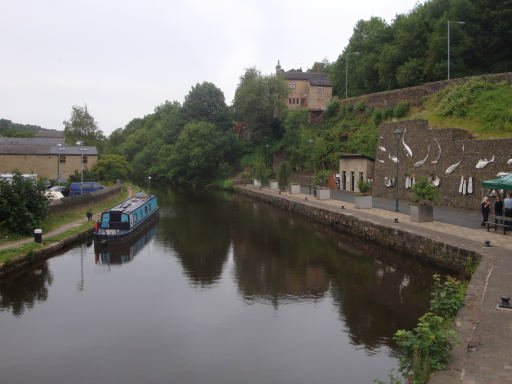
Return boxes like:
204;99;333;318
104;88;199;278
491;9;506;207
394;218;399;224
484;240;492;247
499;296;512;309
34;229;42;243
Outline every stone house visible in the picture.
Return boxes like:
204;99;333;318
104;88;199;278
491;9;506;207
276;61;332;112
0;134;98;181
338;154;375;192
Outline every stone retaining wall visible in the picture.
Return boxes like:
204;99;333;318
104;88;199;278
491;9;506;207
238;187;479;273
48;184;122;216
340;72;512;109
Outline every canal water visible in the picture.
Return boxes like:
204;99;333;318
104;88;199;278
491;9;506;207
0;189;446;384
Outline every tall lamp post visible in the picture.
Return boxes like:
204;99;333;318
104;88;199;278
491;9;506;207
346;51;361;99
56;143;65;186
394;129;402;212
308;138;314;194
77;141;87;194
447;20;465;80
265;144;270;168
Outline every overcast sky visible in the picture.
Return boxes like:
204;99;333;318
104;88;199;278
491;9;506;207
1;0;420;136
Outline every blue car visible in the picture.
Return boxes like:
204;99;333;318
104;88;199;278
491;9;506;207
69;182;105;195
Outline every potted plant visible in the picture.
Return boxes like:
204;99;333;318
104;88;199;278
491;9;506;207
252;161;267;188
410;176;440;222
314;170;331;200
354;179;372;209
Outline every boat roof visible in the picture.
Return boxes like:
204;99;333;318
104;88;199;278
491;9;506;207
106;193;155;214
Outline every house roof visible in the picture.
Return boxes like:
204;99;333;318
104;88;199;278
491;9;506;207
1;136;64;146
282;71;332;86
0;143;98;156
340;153;375;162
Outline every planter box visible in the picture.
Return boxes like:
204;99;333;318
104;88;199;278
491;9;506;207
410;204;434;222
290;184;301;194
270;181;278;190
354;195;373;209
316;188;330;200
253;179;261;187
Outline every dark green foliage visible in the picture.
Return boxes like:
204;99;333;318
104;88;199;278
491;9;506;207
277;161;292;191
63;105;105;148
329;0;512;97
429;274;465;319
0;118;40;137
0;172;49;235
252;161;268;185
91;154;132;182
356;179;371;195
314;170;330;186
411;176;440;205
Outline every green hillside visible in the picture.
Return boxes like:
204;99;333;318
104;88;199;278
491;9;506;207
408;78;512;138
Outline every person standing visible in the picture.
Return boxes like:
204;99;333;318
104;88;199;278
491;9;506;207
504;193;512;227
481;197;490;226
494;195;504;224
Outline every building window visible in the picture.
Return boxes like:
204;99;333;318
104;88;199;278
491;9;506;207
301;98;305;106
288;98;292;104
83;156;88;164
359;172;364;181
318;87;324;93
290;82;296;89
60;155;66;163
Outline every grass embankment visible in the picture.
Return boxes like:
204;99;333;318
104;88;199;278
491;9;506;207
0;184;132;265
408;78;512;139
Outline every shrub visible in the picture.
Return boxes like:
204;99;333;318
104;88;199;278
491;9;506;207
411;176;440;205
356;179;371;196
277;161;292;191
252;161;268;185
393;102;410;118
430;274;465;319
314;170;330;186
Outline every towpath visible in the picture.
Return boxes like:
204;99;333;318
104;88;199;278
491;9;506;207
239;185;512;384
0;186;133;252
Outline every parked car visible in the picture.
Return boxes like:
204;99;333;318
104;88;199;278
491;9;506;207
45;190;64;200
49;185;70;197
69;182;105;195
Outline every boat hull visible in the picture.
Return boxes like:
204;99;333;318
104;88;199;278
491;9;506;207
94;207;159;244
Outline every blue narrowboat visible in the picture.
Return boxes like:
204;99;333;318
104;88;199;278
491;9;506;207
94;192;159;242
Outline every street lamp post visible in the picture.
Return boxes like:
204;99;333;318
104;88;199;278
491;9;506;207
394;129;402;212
148;176;151;190
346;51;361;99
77;141;87;194
265;144;270;168
56;143;65;186
308;139;314;194
448;20;465;80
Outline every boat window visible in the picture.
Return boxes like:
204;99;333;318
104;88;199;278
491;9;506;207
148;203;152;211
121;214;128;222
134;213;138;222
145;206;148;215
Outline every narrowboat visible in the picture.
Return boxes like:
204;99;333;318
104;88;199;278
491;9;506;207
94;192;159;242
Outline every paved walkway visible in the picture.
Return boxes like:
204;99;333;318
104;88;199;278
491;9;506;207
0;186;132;253
241;185;512;384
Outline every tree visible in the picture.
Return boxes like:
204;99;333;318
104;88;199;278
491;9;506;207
165;122;232;185
0;172;49;235
181;82;232;131
63;105;105;147
234;68;288;142
91;154;133;182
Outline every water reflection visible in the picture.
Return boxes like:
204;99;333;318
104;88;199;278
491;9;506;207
0;261;53;316
158;189;233;287
94;222;158;265
230;195;441;351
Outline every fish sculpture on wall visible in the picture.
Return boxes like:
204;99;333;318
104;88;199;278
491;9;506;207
459;176;464;194
468;176;473;194
377;159;385;164
445;144;465;175
475;155;495;169
414;145;430;168
431;139;441;165
432;176;440;187
378;146;386;152
402;128;413;157
497;172;510;178
507;158;512;165
384;177;393;187
388;154;398;163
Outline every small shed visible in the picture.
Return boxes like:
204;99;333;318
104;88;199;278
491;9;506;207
338;154;375;192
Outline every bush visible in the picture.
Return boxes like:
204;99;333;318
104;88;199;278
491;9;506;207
0;171;49;235
277;161;292;191
314;170;330;186
393;102;410;118
430;274;465;319
252;161;268;185
411;176;440;205
356;179;371;196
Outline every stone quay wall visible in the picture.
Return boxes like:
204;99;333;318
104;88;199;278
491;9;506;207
339;72;512;109
237;187;479;273
48;184;122;216
374;119;512;210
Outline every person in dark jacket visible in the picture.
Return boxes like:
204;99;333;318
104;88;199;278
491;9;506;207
494;195;503;224
481;197;490;226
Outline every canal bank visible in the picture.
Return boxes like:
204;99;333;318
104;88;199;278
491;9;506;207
0;184;129;278
237;185;512;384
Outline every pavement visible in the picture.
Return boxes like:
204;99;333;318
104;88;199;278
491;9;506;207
241;185;512;384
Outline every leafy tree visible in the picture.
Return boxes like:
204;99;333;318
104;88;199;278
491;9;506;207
91;154;133;182
165;122;232;185
0;172;49;235
63;105;105;147
277;161;292;191
181;82;232;131
234;68;288;141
